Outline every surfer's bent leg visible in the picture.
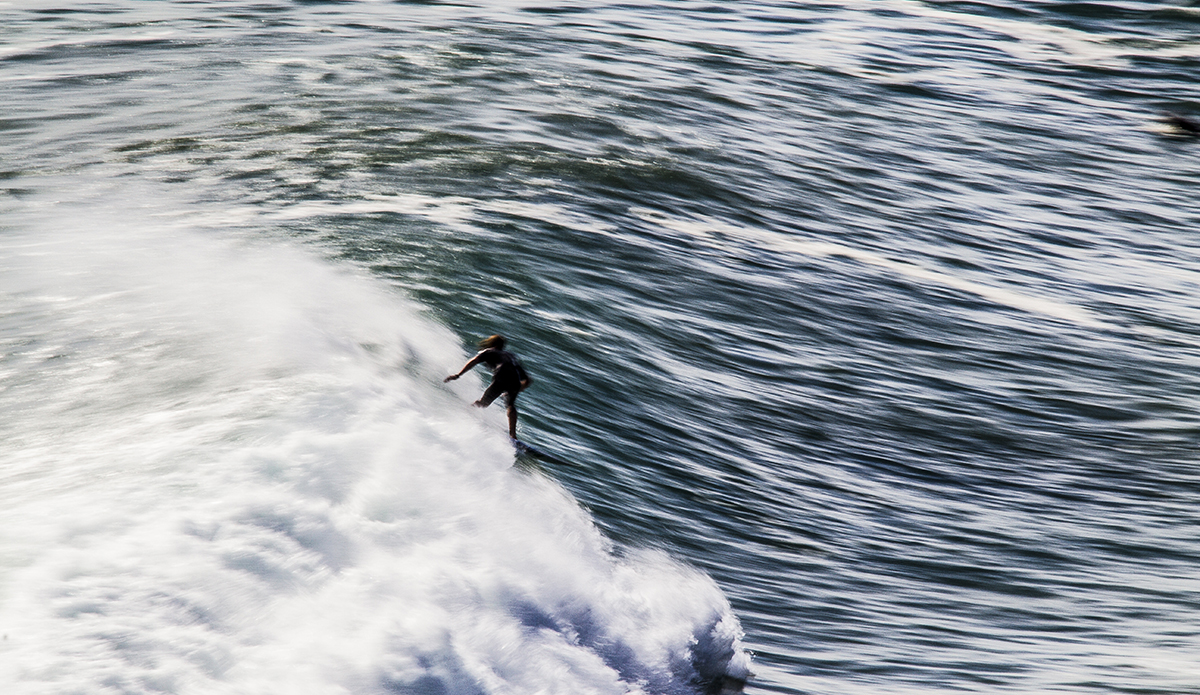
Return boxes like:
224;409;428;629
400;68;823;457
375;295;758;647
475;379;505;408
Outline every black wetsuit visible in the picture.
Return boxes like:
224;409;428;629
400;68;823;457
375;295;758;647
475;348;529;407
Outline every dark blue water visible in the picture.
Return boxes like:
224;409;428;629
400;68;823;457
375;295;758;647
3;2;1200;693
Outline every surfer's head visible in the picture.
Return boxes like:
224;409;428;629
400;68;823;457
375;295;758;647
479;334;507;350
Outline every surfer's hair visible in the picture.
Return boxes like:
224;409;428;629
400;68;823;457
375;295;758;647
479;334;506;350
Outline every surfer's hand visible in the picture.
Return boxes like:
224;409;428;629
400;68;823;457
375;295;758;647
444;374;458;382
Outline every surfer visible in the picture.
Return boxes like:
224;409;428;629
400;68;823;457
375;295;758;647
444;335;532;439
1163;112;1200;136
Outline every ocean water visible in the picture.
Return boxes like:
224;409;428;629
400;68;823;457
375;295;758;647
2;1;1200;693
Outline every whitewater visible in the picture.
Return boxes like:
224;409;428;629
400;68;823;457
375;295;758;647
0;196;749;694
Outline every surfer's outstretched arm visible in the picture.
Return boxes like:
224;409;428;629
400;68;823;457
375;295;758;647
444;353;484;382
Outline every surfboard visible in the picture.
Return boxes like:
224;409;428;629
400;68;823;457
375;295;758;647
511;438;571;466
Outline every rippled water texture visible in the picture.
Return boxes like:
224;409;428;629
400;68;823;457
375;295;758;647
3;1;1200;694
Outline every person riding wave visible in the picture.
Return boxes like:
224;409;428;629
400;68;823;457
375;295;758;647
444;334;532;439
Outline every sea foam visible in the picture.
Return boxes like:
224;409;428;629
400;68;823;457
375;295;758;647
0;207;750;694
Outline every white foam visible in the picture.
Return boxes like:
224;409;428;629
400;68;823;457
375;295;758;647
633;207;1108;331
0;202;749;694
267;194;621;240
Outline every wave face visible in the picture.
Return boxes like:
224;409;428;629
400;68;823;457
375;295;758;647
0;204;750;695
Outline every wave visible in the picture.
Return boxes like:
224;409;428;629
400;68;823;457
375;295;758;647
0;203;750;695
